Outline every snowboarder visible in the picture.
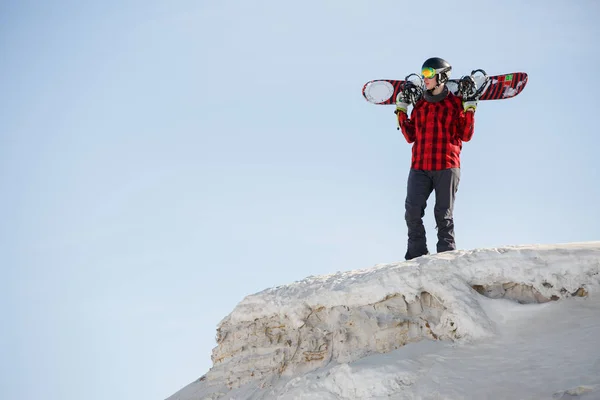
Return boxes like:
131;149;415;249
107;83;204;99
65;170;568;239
395;57;478;260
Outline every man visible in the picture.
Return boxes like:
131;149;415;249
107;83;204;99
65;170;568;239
395;57;477;260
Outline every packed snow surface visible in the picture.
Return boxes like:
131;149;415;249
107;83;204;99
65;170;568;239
168;242;600;400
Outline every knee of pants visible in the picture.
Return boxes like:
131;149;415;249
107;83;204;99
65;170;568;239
405;202;425;222
434;210;453;226
434;206;453;220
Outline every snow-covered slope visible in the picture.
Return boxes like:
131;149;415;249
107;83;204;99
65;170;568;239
168;242;600;399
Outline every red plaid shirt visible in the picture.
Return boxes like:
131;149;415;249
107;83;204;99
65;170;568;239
397;92;474;170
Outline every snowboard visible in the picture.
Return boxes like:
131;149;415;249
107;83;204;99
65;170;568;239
362;72;528;105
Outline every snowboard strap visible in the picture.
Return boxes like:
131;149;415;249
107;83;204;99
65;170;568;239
400;74;424;105
459;69;490;100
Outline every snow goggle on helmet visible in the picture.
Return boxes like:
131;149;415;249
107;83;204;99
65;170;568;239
421;66;451;79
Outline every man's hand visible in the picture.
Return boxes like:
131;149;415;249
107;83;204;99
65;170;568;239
463;100;478;112
395;92;410;114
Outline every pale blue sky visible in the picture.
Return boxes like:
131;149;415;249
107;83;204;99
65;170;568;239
1;1;599;399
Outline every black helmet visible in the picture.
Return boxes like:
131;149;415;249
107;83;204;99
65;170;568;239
421;57;452;84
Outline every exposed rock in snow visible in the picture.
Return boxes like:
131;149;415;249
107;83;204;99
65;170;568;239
553;384;600;399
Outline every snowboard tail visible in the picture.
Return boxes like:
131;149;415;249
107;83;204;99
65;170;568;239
362;72;528;105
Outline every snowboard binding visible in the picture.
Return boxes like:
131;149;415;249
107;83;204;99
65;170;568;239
398;73;424;105
458;69;489;100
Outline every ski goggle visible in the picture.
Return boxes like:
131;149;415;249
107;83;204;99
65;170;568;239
421;66;451;79
421;67;438;79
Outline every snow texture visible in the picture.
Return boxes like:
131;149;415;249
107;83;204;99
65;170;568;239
168;242;600;400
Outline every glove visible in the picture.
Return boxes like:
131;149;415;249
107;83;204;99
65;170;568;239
463;100;478;112
395;92;410;114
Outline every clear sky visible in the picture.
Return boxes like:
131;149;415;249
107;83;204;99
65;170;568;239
1;1;599;399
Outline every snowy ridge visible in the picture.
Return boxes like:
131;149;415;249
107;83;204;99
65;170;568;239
169;242;600;400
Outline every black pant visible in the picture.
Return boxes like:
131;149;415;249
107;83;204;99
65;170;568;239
404;168;460;260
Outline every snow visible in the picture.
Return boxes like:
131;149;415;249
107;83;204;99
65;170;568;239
168;242;600;399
